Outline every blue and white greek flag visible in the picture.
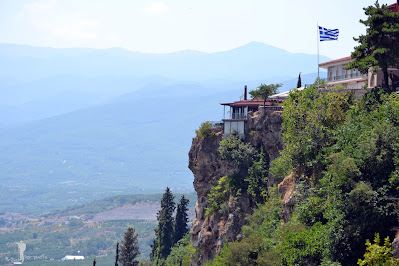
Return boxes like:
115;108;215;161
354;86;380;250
319;26;339;41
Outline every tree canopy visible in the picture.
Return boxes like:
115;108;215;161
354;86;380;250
249;83;281;106
346;1;399;90
119;227;140;266
209;83;399;265
174;195;190;244
151;187;176;265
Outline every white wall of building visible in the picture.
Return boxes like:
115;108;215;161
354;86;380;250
223;121;245;136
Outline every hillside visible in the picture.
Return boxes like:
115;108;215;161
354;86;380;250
0;193;196;264
186;87;399;265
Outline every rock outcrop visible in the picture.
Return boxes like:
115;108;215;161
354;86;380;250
278;171;297;223
188;110;283;264
393;231;399;259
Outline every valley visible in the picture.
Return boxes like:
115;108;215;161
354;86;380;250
0;193;196;264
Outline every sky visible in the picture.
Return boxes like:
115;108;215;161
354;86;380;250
0;0;395;59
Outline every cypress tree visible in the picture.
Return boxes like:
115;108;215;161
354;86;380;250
150;238;157;262
115;241;119;266
151;187;176;265
119;227;140;266
297;72;302;88
174;195;189;244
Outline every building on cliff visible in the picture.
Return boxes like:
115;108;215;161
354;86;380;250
319;1;399;90
319;56;399;90
221;85;284;137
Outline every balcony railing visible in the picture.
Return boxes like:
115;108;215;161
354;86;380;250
327;72;365;82
231;113;247;119
209;121;223;128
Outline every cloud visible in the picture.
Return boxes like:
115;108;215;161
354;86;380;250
17;0;100;41
143;2;168;15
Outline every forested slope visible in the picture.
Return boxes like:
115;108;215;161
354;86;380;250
185;87;399;265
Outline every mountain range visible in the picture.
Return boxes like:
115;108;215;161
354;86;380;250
0;42;329;213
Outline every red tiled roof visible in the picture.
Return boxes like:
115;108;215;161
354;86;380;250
221;99;263;106
319;56;352;67
388;2;399;12
221;99;280;107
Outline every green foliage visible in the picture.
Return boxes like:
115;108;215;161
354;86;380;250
165;234;194;266
216;84;399;266
249;83;281;106
358;233;399;266
313;77;327;88
334;85;345;90
208;235;264;266
68;218;84;228
269;152;292;183
218;135;257;174
119;227;140;266
196;121;215;138
151;188;176;265
0;219;156;264
245;147;269;201
174;195;189;244
206;78;399;266
205;176;230;217
280;85;354;177
278;221;333;266
345;2;399;89
242;186;282;242
208;186;283;266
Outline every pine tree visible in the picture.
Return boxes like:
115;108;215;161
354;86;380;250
151;187;176;265
174;195;189;244
346;1;399;90
119;227;140;266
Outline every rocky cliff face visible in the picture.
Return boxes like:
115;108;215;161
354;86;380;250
188;111;283;264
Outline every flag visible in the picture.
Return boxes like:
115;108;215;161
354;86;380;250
318;26;339;41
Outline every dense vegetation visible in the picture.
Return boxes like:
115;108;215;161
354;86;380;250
346;1;399;89
0;219;155;265
0;193;196;265
206;86;399;265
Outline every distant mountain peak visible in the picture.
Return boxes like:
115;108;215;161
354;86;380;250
228;41;289;54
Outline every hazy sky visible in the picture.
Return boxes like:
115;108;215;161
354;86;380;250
0;0;394;59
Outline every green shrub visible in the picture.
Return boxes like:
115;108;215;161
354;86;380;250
245;147;269;201
278;221;333;266
218;135;257;174
196;121;215;138
165;234;194;266
358;233;399;266
206;176;230;217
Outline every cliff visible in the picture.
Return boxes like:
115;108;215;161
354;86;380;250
188;110;283;264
